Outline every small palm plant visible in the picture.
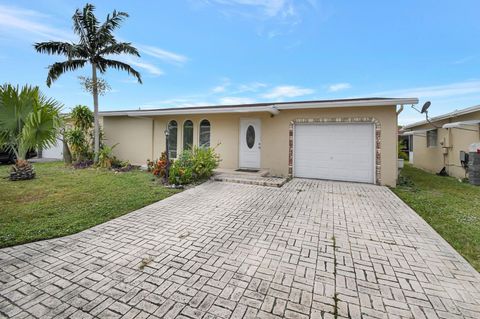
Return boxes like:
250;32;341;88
0;84;62;180
34;3;142;163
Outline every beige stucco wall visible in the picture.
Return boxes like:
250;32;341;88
103;116;154;165
102;105;399;186
408;110;480;178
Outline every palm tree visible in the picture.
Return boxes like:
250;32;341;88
34;3;142;163
0;84;62;180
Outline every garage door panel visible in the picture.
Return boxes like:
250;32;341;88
294;123;374;183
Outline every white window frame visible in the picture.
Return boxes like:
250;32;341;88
199;119;211;148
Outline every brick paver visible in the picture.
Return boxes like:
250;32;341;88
1;179;480;318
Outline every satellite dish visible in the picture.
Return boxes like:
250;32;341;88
421;101;431;114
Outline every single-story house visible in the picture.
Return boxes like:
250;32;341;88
100;97;418;186
402;104;480;178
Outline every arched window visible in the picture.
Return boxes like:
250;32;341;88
199;119;210;148
167;120;177;158
183;120;193;151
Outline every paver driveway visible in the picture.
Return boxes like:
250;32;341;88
1;179;480;319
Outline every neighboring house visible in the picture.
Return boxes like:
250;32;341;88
402;104;480;178
40;138;64;160
100;97;417;186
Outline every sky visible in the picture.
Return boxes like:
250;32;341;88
0;0;479;125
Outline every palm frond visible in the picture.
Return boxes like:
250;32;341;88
96;10;129;45
83;3;100;48
97;58;142;84
21;106;62;153
46;60;88;87
72;8;90;48
33;42;89;59
0;84;62;159
98;42;140;57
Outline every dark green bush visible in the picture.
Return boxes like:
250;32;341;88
169;146;220;185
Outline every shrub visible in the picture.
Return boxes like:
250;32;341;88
65;128;88;162
97;144;118;168
169;151;194;185
73;160;93;169
113;163;136;173
398;140;408;160
65;105;107;166
191;147;221;179
168;146;220;185
111;157;129;169
147;152;170;178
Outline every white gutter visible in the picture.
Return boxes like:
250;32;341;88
401;129;435;136
442;120;480;129
100;98;417;117
102;105;279;117
272;98;418;110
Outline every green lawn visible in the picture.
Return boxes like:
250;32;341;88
393;164;480;271
0;161;180;248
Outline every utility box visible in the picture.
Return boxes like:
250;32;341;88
468;143;480;186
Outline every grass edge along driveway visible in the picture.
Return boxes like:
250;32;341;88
393;164;480;272
0;161;180;248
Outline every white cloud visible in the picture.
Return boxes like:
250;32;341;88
383;80;480;126
119;56;164;76
211;78;231;93
372;80;480;99
219;97;256;105
262;85;314;99
138;45;188;65
453;56;474;65
213;80;266;94
0;5;73;41
200;0;318;38
140;98;210;109
207;0;295;18
212;85;227;93
328;82;352;92
236;82;267;93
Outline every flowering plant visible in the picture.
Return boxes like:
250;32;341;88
147;152;171;178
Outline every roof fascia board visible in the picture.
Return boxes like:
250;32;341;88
101;98;418;117
102;105;279;117
442;120;480;128
274;98;418;110
404;105;480;129
401;129;434;136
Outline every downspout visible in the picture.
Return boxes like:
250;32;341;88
396;105;404;115
396;105;405;176
152;118;155;161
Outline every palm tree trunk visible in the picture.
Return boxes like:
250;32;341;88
92;63;100;163
61;132;72;164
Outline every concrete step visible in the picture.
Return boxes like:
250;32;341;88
211;174;288;187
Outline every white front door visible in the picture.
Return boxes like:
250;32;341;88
239;118;261;169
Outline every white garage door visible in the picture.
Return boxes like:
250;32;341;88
294;123;375;183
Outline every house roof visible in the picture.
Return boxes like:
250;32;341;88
403;104;480;129
100;97;418;117
442;119;480;129
400;129;435;136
